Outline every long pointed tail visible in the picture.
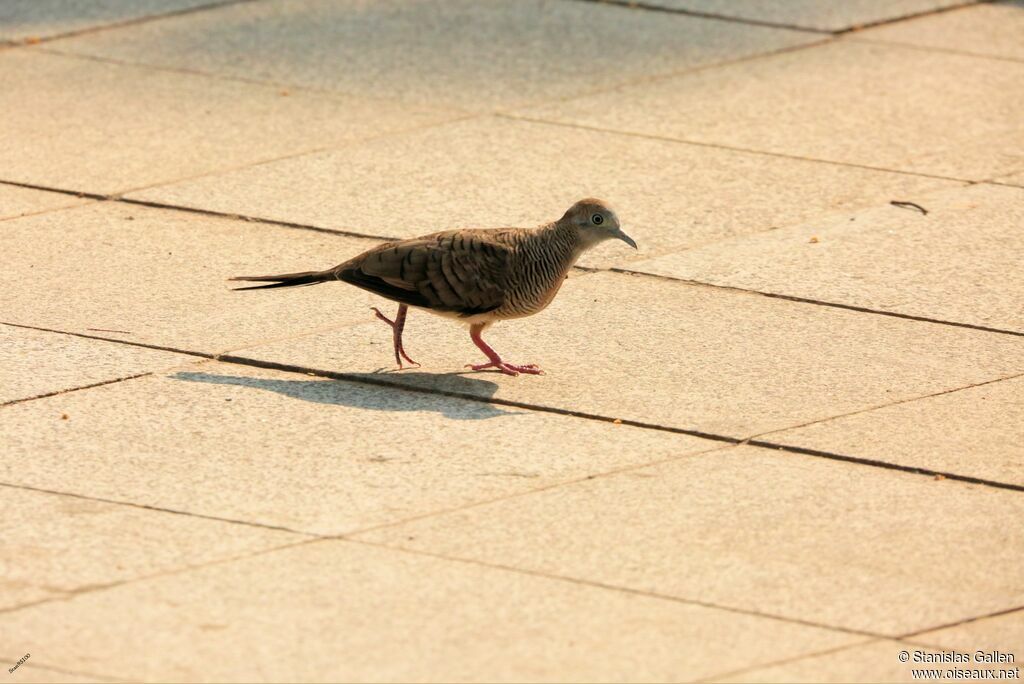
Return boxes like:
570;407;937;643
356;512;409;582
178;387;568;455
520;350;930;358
228;269;334;291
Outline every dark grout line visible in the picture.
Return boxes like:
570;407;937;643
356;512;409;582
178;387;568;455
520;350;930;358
4;0;262;47
501;114;976;185
745;440;1024;493
5;320;1023;494
0;480;317;537
572;0;984;37
833;0;986;35
1;372;154;408
349;537;887;640
569;0;830;34
898;603;1024;640
0;178;398;243
609;267;1024;339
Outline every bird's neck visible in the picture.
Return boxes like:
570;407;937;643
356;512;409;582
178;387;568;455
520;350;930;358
534;221;586;265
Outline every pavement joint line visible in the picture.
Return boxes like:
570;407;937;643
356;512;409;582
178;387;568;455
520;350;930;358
0;178;401;242
0;372;155;408
569;0;831;34
692;637;884;683
574;0;984;37
748;370;1024;442
0;480;318;537
609;267;1024;339
897;603;1024;640
500;113;979;185
1;0;263;48
847;35;1024;65
5;320;1023;493
345;536;890;640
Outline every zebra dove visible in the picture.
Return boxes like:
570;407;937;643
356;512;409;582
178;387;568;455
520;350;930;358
230;198;636;376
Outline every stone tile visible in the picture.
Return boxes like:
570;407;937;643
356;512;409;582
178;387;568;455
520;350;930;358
712;639;930;683
127;116;961;268
0;361;722;535
0;202;386;351
997;171;1024;188
629;184;1024;333
48;0;817;110
0;186;85;221
0;50;454;194
522;40;1024;180
857;1;1024;62
237;271;1024;438
771;375;1024;487
0;0;215;42
0;325;191;405
0;539;856;682
0;486;297;611
917;608;1024;653
359;446;1024;635
646;0;973;32
0;662;104;684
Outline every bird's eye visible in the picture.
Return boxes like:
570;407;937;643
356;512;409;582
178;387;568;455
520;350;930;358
591;213;604;225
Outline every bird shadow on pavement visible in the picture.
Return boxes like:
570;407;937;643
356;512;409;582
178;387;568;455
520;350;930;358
172;371;516;420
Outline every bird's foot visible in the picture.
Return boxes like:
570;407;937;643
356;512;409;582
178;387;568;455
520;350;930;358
466;361;544;376
371;307;420;369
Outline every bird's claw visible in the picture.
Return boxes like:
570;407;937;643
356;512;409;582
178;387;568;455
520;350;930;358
466;361;544;376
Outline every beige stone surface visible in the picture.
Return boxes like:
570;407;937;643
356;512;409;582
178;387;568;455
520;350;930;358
857;1;1024;61
712;639;931;683
522;40;1024;180
916;608;1024;653
646;0;974;32
128;116;961;268
49;0;817;110
0;539;857;682
770;374;1024;487
0;0;217;42
0;360;723;535
0;202;385;351
0;185;85;221
997;171;1024;188
0;49;455;194
359;446;1024;635
628;184;1024;333
0;486;297;611
0;325;191;405
0;662;103;684
237;272;1024;439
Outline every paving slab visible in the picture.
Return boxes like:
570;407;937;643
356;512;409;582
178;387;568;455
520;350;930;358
0;185;86;221
641;0;974;32
997;171;1024;188
127;116;962;268
0;202;385;352
47;0;817;110
916;608;1024;653
0;49;455;194
0;486;297;612
628;184;1024;333
0;0;217;42
0;325;192;405
358;445;1024;636
0;361;723;535
770;374;1024;487
236;271;1024;439
521;40;1024;180
712;639;936;683
857;1;1024;62
0;539;857;682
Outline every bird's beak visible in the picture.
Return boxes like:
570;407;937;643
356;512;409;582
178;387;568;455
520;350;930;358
615;229;638;250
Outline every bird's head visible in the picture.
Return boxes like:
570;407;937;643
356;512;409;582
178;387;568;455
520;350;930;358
558;198;637;251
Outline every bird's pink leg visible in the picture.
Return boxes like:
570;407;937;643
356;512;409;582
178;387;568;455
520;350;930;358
371;304;419;369
466;323;542;376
